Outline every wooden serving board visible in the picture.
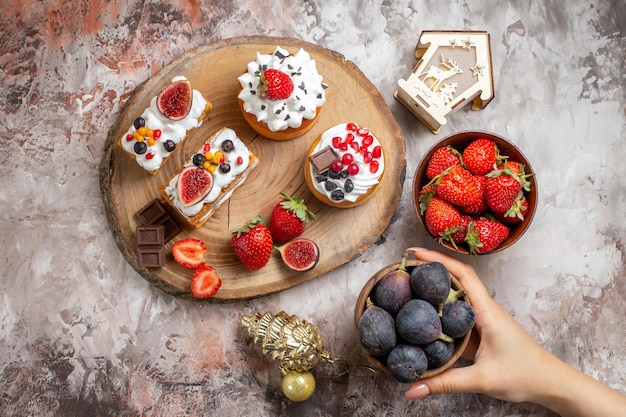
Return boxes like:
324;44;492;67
100;36;406;301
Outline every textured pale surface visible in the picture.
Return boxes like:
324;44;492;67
1;1;624;416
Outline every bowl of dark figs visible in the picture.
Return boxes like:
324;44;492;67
413;131;537;255
354;253;474;383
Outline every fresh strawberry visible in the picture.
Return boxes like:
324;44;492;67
451;214;472;245
231;216;273;270
459;175;488;215
462;138;503;175
418;183;437;215
424;197;463;249
499;160;533;192
259;69;294;100
426;146;461;179
435;166;482;208
269;192;315;244
190;264;222;298
495;194;529;224
484;167;523;213
172;238;206;269
464;218;510;254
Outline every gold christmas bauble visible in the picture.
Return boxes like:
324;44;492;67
281;370;316;402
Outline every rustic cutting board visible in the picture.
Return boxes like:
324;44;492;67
100;36;406;301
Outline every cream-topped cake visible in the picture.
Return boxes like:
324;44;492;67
121;76;212;174
237;46;327;140
304;122;385;208
160;128;258;228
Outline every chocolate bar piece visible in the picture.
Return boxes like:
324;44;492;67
135;199;168;225
136;246;165;268
309;146;338;174
154;213;183;243
136;225;165;247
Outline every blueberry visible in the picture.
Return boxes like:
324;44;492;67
328;170;341;179
357;306;397;356
220;163;231;173
192;153;205;167
396;299;447;345
325;181;338;191
221;139;234;152
410;262;451;309
315;175;328;183
133;141;147;154
441;300;475;338
330;189;344;201
344;178;354;193
386;344;428;383
133;117;145;129
339;169;349;179
372;255;411;316
422;339;455;369
163;140;176;152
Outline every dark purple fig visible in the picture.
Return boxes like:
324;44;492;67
441;300;475;338
372;254;412;316
157;79;193;120
422;339;455;369
396;299;452;345
177;167;213;207
386;344;428;383
358;304;397;356
410;261;451;310
275;238;319;272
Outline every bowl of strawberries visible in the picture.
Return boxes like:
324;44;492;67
413;131;537;255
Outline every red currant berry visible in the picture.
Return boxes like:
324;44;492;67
237;156;244;165
373;145;382;158
203;144;211;153
348;163;359;176
341;153;354;164
153;129;162;139
369;160;380;173
145;152;155;160
346;122;358;132
331;160;344;172
126;133;133;142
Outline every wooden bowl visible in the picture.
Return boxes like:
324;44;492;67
354;259;472;380
413;130;537;255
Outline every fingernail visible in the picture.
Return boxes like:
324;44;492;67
405;383;430;400
407;247;427;252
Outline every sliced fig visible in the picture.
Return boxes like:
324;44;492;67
275;238;320;272
157;79;193;120
177;166;213;206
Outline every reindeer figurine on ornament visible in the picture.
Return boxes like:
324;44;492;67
419;55;463;92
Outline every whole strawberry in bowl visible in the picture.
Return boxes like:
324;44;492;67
413;131;537;255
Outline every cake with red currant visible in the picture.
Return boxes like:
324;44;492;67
160;127;258;228
120;76;212;174
237;46;327;141
304;122;385;208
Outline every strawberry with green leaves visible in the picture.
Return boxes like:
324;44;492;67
259;69;294;100
269;192;315;244
435;166;482;208
462;138;504;175
465;218;510;254
495;193;529;224
231;216;274;270
190;264;222;298
424;197;463;249
426;145;461;179
485;167;523;213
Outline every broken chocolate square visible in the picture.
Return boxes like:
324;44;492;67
134;199;168;225
136;225;165;247
309;146;338;174
136;246;165;268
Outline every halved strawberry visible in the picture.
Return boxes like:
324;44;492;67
190;264;222;298
172;238;207;269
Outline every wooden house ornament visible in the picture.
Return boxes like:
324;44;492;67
395;31;494;134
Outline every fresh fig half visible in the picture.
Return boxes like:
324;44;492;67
275;238;320;272
157;79;193;120
177;166;213;206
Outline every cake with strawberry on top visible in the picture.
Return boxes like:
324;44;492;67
160;127;258;228
237;46;327;140
304;122;385;208
120;76;212;174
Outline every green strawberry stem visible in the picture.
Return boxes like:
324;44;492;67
279;191;315;222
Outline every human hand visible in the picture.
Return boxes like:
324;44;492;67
404;247;559;403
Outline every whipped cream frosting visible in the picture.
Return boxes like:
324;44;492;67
237;47;326;132
164;128;253;220
121;76;208;172
309;123;385;203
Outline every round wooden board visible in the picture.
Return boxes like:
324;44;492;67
100;36;406;301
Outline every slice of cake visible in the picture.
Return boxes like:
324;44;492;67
160;128;258;228
120;76;212;174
